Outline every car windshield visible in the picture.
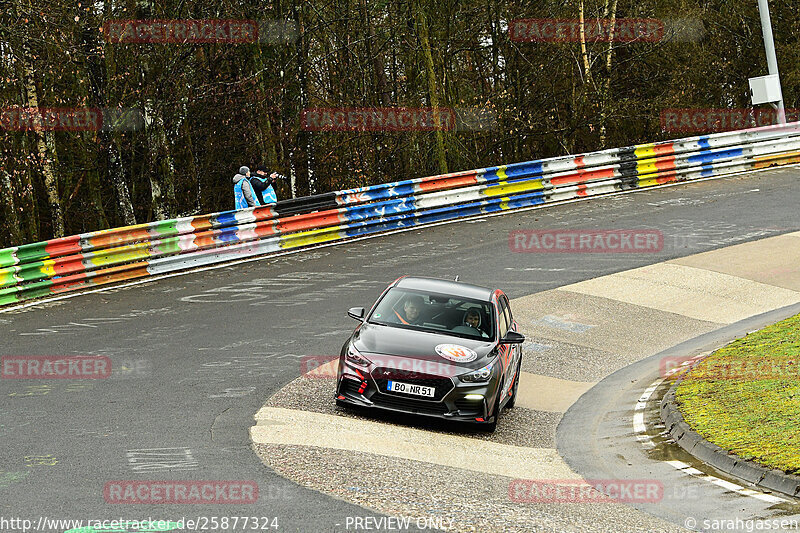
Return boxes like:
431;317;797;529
367;288;495;341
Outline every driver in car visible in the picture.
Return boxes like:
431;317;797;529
394;295;425;325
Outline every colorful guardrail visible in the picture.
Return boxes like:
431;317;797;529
2;122;800;307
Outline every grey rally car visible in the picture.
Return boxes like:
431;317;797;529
336;276;524;431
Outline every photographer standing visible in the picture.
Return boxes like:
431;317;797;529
250;165;285;204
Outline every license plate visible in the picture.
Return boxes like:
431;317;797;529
387;380;435;398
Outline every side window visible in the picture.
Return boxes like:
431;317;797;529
497;299;509;339
502;296;513;330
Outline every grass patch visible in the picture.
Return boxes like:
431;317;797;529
675;312;800;475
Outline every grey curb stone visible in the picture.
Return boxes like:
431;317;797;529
660;381;800;499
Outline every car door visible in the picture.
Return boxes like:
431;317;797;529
496;294;513;401
499;293;523;399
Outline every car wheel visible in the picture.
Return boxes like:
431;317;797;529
482;386;503;432
506;359;522;409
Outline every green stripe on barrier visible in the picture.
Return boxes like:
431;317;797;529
14;241;49;265
0;267;19;288
153;219;179;237
11;279;56;301
0;248;18;268
154;236;183;255
0;292;19;306
16;261;48;282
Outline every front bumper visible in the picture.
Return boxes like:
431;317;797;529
335;359;498;424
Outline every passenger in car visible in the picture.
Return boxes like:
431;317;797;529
394;295;425;325
463;308;490;338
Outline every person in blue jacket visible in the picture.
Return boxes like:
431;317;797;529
233;166;259;209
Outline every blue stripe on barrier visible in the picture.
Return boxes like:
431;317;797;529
688;147;744;165
214;211;240;229
344;198;412;222
217;226;242;243
503;162;544;180
506;191;547;210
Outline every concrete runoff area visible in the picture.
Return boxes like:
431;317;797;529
252;231;800;532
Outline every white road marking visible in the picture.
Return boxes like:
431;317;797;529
634;379;789;504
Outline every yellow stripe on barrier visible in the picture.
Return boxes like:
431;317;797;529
636;161;659;175
753;151;800;169
483;179;545;197
89;244;153;267
496;166;508;180
40;260;56;278
634;143;657;159
279;227;344;249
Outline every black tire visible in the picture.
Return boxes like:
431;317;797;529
335;399;349;408
506;359;522;409
482;386;503;432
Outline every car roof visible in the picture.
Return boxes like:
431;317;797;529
394;276;495;302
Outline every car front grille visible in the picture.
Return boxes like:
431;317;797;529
371;367;454;402
370;393;449;415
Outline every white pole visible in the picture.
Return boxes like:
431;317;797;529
756;0;786;124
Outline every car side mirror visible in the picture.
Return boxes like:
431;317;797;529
502;331;525;344
347;307;366;321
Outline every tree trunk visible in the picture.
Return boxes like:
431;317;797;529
15;122;40;242
102;0;136;225
1;168;23;245
599;0;619;146
143;99;169;220
18;29;64;238
253;47;280;170
414;0;448;174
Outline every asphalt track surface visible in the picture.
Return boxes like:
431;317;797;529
1;166;799;533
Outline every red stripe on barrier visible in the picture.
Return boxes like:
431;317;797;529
653;142;675;156
49;262;151;295
49;272;91;293
191;215;215;232
52;256;87;277
277;210;345;233
44;236;82;258
655;156;677;171
551;167;615;186
417;173;479;192
89;227;151;249
655;172;680;184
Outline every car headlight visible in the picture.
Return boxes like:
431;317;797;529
345;345;372;367
460;361;495;383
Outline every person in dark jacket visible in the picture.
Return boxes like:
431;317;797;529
250;165;283;204
232;166;259;209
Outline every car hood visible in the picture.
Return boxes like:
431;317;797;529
352;322;496;370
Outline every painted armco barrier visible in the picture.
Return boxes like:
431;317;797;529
3;121;800;307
